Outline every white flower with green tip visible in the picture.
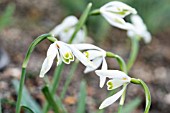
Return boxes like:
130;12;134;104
39;41;94;77
72;44;107;80
127;14;152;43
100;1;137;30
95;70;131;109
50;16;85;43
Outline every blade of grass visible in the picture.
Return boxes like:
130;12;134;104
121;97;141;113
0;99;2;113
76;80;87;113
42;63;65;113
12;79;42;113
60;60;79;100
42;86;63;113
21;105;35;113
0;3;15;31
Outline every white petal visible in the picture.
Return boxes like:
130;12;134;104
106;79;125;90
72;29;86;44
68;45;95;68
72;44;104;52
101;12;132;30
56;41;73;59
84;57;103;73
84;50;103;60
50;16;78;37
143;32;151;43
99;85;127;109
100;1;137;18
101;57;107;70
99;58;108;88
95;70;131;82
39;43;58;77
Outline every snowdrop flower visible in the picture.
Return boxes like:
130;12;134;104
50;16;85;43
100;1;137;30
72;44;107;84
127;15;152;43
95;70;131;109
39;41;94;77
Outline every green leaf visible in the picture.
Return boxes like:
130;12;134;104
0;99;2;113
21;105;35;113
60;60;79;100
76;80;87;113
12;79;42;113
0;3;15;31
42;85;65;113
121;97;141;113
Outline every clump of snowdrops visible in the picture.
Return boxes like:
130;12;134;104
15;1;151;113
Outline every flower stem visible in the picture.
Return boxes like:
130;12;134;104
16;34;52;113
89;9;100;15
68;3;92;44
106;52;127;73
131;78;151;113
42;63;64;113
60;60;79;100
127;37;139;72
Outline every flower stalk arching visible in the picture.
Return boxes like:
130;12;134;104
130;78;151;113
16;34;55;113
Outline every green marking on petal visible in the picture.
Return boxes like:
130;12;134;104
64;52;70;59
84;51;89;58
107;81;114;90
69;53;74;61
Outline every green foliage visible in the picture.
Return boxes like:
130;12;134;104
21;106;35;113
0;3;15;31
121;97;141;113
12;79;42;113
123;0;170;33
0;99;2;113
76;80;87;113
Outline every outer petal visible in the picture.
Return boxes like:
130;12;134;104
95;70;131;82
39;44;58;77
101;1;137;17
84;57;103;73
68;45;95;68
72;44;104;52
98;57;108;88
101;12;133;30
99;85;127;109
50;16;78;37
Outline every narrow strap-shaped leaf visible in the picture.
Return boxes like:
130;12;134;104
121;97;141;113
42;86;63;113
68;3;92;44
76;80;87;113
21;105;35;113
60;60;79;100
13;79;41;113
0;99;2;113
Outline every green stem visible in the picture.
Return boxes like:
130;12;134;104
60;60;79;100
118;37;139;113
15;34;52;113
68;3;92;44
106;52;127;73
130;78;151;113
127;37;139;72
89;9;100;15
42;63;64;113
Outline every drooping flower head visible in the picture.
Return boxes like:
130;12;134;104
100;1;137;30
39;41;94;77
50;16;85;43
73;43;107;73
95;70;131;109
127;14;152;43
